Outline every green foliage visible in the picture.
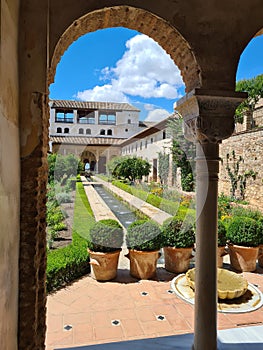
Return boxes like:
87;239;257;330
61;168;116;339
230;206;263;221
226;216;260;247
224;150;257;200
112;180;185;216
258;218;263;245
88;219;124;253
109;156;151;182
46;181;95;292
218;220;227;246
126;220;162;251
46;232;89;293
161;217;195;248
158;151;169;185
218;193;232;218
235;74;263;122
48;153;84;184
168;116;195;192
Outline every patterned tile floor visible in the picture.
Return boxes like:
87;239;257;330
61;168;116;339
46;264;263;350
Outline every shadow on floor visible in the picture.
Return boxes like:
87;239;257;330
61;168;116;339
55;325;263;350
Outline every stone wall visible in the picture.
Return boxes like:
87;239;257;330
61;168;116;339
219;128;263;211
0;1;20;349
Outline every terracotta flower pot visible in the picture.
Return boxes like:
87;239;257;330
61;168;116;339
125;249;161;279
88;249;121;281
218;246;228;268
258;244;263;268
228;244;259;272
163;246;193;273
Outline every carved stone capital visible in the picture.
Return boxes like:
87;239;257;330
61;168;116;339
176;89;247;143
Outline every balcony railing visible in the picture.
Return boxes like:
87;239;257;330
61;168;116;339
55;118;74;123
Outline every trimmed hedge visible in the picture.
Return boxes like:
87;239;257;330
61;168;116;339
161;216;195;248
226;216;260;247
88;219;124;253
46;232;89;292
46;182;95;293
126;220;162;251
111;180;187;216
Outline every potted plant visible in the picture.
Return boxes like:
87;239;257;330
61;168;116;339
217;219;228;268
161;216;195;273
226;216;260;272
125;220;162;279
88;219;124;281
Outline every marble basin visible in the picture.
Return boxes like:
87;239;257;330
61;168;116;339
185;268;248;300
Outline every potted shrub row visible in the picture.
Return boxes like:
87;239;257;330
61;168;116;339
87;219;124;281
226;216;261;272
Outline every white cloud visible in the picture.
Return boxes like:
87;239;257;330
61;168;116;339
76;85;129;103
145;108;170;122
76;34;184;102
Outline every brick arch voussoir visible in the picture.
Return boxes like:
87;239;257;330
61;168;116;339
48;6;201;93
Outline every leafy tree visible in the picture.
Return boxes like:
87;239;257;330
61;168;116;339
110;156;151;182
235;74;263;123
158;151;169;185
167;116;195;191
106;155;128;177
48;153;84;184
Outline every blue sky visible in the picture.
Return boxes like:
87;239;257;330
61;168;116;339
50;28;263;121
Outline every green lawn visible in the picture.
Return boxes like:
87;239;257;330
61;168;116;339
46;181;95;292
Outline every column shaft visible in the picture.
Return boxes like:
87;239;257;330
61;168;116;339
193;142;219;350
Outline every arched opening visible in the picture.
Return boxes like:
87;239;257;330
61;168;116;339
57;127;62;133
219;29;263;208
107;129;112;136
86;128;91;135
79;128;84;134
100;129;105;135
64;127;69;134
21;5;203;350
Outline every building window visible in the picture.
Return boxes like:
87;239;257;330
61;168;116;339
64;128;69;134
125;128;128;132
140;142;142;150
99;112;116;125
86;129;91;135
128;119;131;124
77;110;95;124
57;127;62;133
151;137;154;144
135;143;138;151
100;129;105;135
163;130;166;139
145;140;148;149
107;129;112;136
79;128;84;134
55;109;74;123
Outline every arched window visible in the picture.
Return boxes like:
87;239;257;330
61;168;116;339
64;127;69;134
128;119;131;124
100;129;105;135
57;127;62;133
86;129;91;135
107;129;112;136
79;128;84;134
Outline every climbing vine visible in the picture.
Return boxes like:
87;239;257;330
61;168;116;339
168;116;195;192
225;150;257;200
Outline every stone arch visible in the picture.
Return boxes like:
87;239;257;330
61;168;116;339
48;6;201;93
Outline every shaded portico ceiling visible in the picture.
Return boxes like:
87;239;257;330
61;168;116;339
48;1;263;94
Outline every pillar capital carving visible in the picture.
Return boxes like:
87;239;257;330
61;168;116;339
176;89;247;143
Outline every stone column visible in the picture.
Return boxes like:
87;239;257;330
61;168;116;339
176;89;246;350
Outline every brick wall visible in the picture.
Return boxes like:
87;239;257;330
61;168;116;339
219;128;263;211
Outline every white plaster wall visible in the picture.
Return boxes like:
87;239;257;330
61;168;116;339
121;130;172;179
0;1;20;349
49;108;143;138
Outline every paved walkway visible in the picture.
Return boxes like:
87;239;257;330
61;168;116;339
46;178;263;350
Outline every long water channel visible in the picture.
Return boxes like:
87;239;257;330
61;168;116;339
90;180;164;267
